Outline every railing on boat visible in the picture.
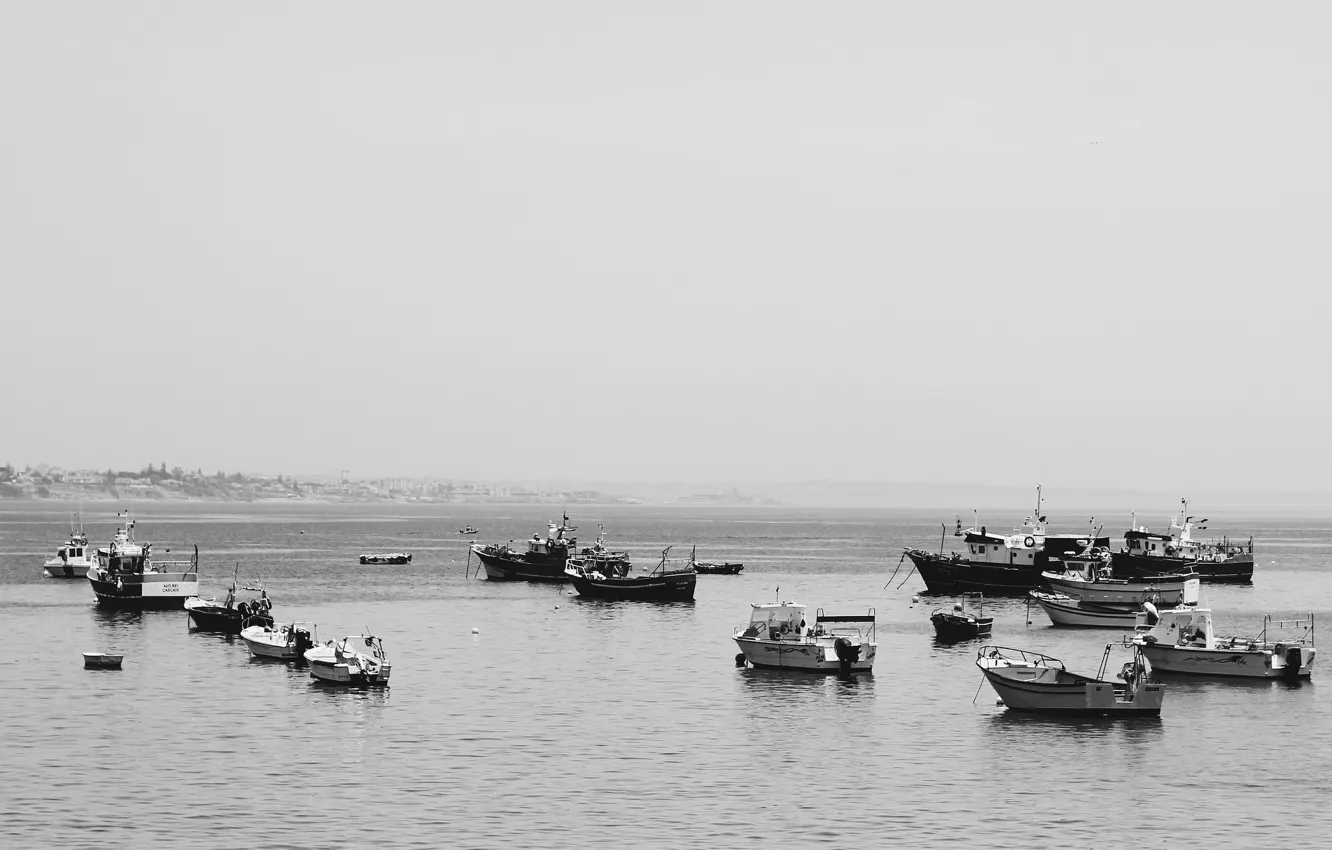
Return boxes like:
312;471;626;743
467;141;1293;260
815;608;875;640
1257;613;1314;647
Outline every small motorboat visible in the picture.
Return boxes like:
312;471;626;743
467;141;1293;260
458;526;479;535
241;621;319;660
304;634;391;686
733;600;876;674
930;592;993;642
977;643;1164;716
185;572;275;635
694;561;744;575
1131;579;1315;679
83;652;124;669
1028;591;1141;628
566;546;695;601
360;552;411;565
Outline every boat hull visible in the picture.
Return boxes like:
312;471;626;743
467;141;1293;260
907;552;1044;596
1043;573;1192;606
83;652;124;669
733;637;875;673
475;550;568;582
982;667;1163;715
569;572;696;601
931;613;993;642
186;604;274;635
695;562;744;575
242;636;302;659
44;560;94;579
88;572;200;609
1139;642;1315;679
1031;594;1139;628
307;658;392;686
1111;551;1254;583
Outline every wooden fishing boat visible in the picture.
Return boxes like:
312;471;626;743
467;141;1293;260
1028;591;1141;628
695;561;744;575
566;546;695;601
977;644;1164;716
930;592;993;642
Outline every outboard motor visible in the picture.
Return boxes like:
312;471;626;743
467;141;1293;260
834;637;860;676
294;628;314;655
1284;645;1304;680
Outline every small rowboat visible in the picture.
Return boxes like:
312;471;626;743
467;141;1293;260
83;652;124;669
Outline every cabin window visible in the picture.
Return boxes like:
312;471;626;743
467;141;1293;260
1027;553;1033;559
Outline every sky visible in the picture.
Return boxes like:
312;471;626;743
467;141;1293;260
3;3;1331;496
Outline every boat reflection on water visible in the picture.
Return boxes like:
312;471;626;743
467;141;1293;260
983;710;1164;739
736;665;877;695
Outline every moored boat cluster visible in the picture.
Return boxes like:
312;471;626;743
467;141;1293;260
59;511;392;687
907;488;1313;716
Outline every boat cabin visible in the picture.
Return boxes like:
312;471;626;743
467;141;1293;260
961;527;1044;565
1134;580;1211;646
742;602;810;640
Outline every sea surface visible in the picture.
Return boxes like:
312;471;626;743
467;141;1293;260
2;501;1330;849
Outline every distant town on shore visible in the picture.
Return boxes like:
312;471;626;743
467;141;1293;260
0;462;780;507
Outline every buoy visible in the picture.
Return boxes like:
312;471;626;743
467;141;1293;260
471;628;479;635
911;595;920;604
734;653;747;667
554;605;560;610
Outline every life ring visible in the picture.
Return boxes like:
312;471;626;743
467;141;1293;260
1024;536;1036;548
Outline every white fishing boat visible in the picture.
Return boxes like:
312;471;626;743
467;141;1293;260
1042;559;1195;607
304;634;391;685
977;644;1164;716
1028;591;1142;628
1131;580;1315;679
240;621;319;660
732;601;876;674
43;513;96;578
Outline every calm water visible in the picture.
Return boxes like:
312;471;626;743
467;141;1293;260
2;502;1330;849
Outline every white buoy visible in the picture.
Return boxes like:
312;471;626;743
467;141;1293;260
554;605;560;610
911;595;920;604
471;628;479;635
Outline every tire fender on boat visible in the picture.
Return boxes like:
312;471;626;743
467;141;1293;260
1024;536;1036;548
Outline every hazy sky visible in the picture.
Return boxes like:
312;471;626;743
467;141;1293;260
4;3;1330;493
